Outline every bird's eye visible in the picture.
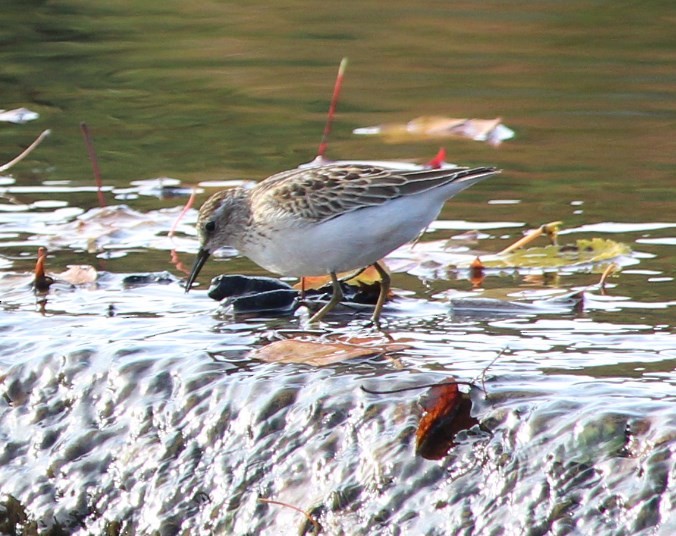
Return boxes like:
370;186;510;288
204;221;216;233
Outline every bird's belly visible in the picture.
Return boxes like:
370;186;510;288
241;196;443;276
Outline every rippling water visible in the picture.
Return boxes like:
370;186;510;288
0;1;674;534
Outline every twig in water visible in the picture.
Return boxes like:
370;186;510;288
80;122;106;208
498;221;561;256
0;129;51;172
361;380;477;396
258;497;321;534
598;262;618;294
477;347;507;394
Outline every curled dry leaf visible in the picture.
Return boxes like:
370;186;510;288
353;115;515;146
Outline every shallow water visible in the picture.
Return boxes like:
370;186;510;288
0;1;674;534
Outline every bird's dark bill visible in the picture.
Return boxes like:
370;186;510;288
185;248;210;292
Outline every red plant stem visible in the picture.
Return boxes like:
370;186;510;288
35;247;47;278
168;187;197;275
169;187;197;239
317;57;348;159
80;122;106;208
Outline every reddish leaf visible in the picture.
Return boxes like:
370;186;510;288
416;380;478;459
470;257;485;289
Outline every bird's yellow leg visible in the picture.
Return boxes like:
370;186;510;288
371;261;390;327
308;271;343;324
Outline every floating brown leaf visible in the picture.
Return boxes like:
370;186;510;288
416;379;478;459
250;338;401;367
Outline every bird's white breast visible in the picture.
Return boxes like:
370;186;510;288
239;193;447;276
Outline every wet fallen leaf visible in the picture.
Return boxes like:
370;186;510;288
58;265;98;285
353;115;515;146
26;204;191;253
416;379;478;459
250;338;398;366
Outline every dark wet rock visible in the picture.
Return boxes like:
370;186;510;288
227;289;299;315
32;275;55;293
122;271;177;287
208;274;381;318
207;274;293;301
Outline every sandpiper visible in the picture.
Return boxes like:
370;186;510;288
186;163;500;324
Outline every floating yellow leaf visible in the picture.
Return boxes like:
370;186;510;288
483;238;632;270
294;263;389;291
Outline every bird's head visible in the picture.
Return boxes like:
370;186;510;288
185;188;249;292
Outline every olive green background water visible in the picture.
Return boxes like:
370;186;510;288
3;0;674;295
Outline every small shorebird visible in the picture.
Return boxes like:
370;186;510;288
186;163;499;324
